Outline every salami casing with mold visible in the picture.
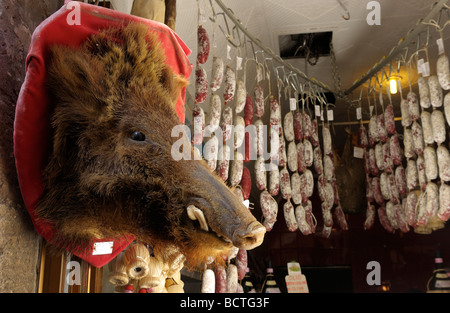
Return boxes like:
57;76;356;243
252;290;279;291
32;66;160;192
240;167;251;200
235;80;247;113
284;112;295;142
437;145;450;181
417;155;427;190
418;76;431;109
400;98;411;127
303;139;313;168
384;105;396;135
438;183;450;221
428;75;443;108
208;94;221;131
254;84;264;118
244;95;254;126
405;191;418;227
403;128;415;159
287;141;298;172
195;65;208;104
322;126;332;156
407;91;420;121
432;109;446;144
372;176;384;206
424;146;438;182
437;54;450;90
223;66;236;103
411;121;425;156
291;172;302;205
280;167;292;199
377;114;388;143
421;111;434;145
406;159;418;191
283;199;298;232
364;203;376;230
210;56;224;91
294;111;303;142
197;25;210;64
269;164;279;196
260;190;278;231
255;155;267;191
395;165;408;198
314;146;324;175
201;269;215;293
295;205;312;235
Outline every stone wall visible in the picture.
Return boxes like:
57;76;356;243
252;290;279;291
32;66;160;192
0;0;63;293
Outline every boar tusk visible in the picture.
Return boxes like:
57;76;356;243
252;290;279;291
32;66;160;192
186;205;209;232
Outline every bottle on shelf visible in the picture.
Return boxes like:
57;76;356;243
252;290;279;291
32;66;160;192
426;250;450;293
241;267;257;293
261;261;281;293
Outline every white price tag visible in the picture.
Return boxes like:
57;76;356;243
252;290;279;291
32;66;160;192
92;241;114;255
320;110;324;121
353;146;364;159
417;59;424;74
315;105;321;117
422;61;431;77
290;98;297;111
243;199;250;209
370;105;374;115
236;56;243;70
356;107;362;120
257;65;263;82
227;45;231;60
327;109;334;121
437;38;445;55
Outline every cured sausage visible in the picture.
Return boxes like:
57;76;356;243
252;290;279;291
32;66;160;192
403;128;415;159
235;80;247;114
210;56;224;91
303;139;313;168
260;190;278;231
416;155;427;191
204;135;219;171
240;167;251;200
195;65;208;104
229;151;244;187
377;114;388;143
368;148;380;176
400;98;412;127
437;53;450;90
280;167;292;199
269;164;279;196
364;203;376;230
359;124;369;148
323;155;335;182
193;104;205;146
304;200;316;233
378;206;394;233
322;126;332;156
255;119;264;156
310;119;320;147
208;94;221;131
418;76;431;109
226;264;239;293
254;84;264;118
383;141;394;174
380;172;391;201
366;175;374;203
390;133;403;166
215;265;227;293
384;104;396;135
221;106;233;142
438;183;450;221
395;203;409;233
294;111;303;142
421;111;434;145
283;199;298;232
428;75;443;108
270;98;282;134
217;144;231;182
372;176;385;206
322;182;335;210
405;191;418;227
437;145;450;181
395;165;408;198
223;66;236;103
234;115;245;148
407;91;420;121
335;205;348;231
279;136;287;168
386;201;399;230
236;249;248;281
244;95;254;126
411;121;425;156
388;173;400;205
426;182;439;219
314;146;324;175
302;113;313;139
406;159;418;191
297;142;306;173
287;141;298;172
424;146;438;182
301;169;314;203
284;112;295;142
295;204;312;235
432;109;446;144
374;143;385;172
197;25;210;64
416;191;428;227
255;155;267;191
291;172;302;205
201;269;215;293
445;92;450;126
368;115;378;146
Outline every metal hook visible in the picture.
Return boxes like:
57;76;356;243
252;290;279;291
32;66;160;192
336;0;350;20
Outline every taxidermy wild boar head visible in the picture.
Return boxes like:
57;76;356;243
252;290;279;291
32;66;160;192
37;23;265;267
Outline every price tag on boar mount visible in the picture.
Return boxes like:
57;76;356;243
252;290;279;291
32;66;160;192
285;261;309;293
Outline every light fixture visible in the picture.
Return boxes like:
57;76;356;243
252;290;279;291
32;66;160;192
388;75;402;95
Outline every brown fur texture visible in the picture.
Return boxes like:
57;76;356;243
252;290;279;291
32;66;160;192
37;23;263;268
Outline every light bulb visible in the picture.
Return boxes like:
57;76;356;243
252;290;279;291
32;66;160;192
389;78;398;94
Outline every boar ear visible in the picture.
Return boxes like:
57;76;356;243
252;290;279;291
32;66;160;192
159;66;189;107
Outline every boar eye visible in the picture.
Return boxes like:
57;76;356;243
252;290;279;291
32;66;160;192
130;131;146;141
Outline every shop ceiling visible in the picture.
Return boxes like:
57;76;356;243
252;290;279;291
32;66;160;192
176;0;450;122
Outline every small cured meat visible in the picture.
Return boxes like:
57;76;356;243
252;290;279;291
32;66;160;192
255;156;267;191
201;269;215;293
322;126;332;156
359;124;369;148
380;172;391;201
235;80;247;114
208;94;221;131
400;98;412;127
385;201;399;230
240;167;251;200
388;173;400;205
215;266;227;293
378;207;394;233
283;199;298;232
364;203;376;230
270;98;282;134
279;136;287;168
304;200;316;233
287;141;298;172
372;177;385;206
291;172;302;205
383;141;394;174
384;105;396;135
226;264;239;293
368;148;380;176
363;150;370;174
244;95;254;126
260;190;278;231
428;75;443;108
403;128;415;159
421;111;434;145
411;121;425;156
234;115;245;148
394;203;409;233
229;151;244;187
426;183;439;219
195;65;208;104
321;202;333;227
210;56;224;91
418;76;431;109
236;249;248;281
407;91;420;122
438;183;450;221
197;25;210;64
217;144;231;182
368;115;378;145
445;93;450;126
374;143;385;172
432;109;446;144
295;205;312;235
223;66;236;103
301;169;314;202
310;119;320;147
416;192;428;227
303;139;313;168
302;113;313;139
254;84;264;118
297;142;306;173
244;132;252;163
406;159;418;191
323;155;335;182
314;146;324;175
280;167;292;199
269;164;279;196
437;54;450;90
377;114;387;143
221;107;233;142
284;112;295;142
366;175;374;202
416;155;427;191
395;165;408;198
437;145;450;181
405;191;418;227
294;111;303;142
389;133;402;166
322;182;335;210
204;135;219;171
193;104;205;145
255;119;264;156
334;205;348;231
423;146;438;182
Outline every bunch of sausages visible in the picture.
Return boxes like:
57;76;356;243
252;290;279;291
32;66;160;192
362;44;450;233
